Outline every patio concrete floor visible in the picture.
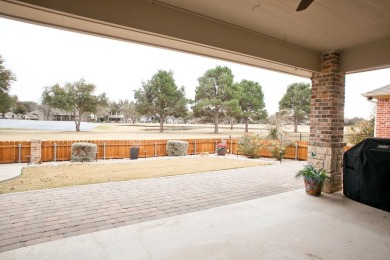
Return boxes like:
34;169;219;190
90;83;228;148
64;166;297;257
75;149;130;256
0;160;389;259
0;160;305;253
1;189;389;260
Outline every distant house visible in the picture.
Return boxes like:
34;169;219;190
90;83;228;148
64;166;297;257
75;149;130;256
107;114;125;123
4;112;17;119
165;116;184;124
140;116;152;123
362;84;390;138
52;111;93;122
24;110;43;120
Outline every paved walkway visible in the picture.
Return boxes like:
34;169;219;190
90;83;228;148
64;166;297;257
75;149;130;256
0;160;305;252
0;163;25;182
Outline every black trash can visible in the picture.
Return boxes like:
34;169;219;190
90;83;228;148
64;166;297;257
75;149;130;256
343;138;390;212
130;147;140;160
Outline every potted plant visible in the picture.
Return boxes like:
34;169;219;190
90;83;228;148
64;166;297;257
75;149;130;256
295;164;329;196
216;143;227;156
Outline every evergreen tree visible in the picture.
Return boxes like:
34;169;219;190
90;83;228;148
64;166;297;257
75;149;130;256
134;70;187;132
193;66;235;133
279;82;311;132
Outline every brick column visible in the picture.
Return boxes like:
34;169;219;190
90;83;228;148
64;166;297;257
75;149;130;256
376;98;390;138
309;51;345;193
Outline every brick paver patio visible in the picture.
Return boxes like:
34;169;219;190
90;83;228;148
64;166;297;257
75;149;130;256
0;160;305;252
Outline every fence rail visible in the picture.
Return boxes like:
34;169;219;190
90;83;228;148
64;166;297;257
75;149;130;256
0;138;323;164
0;138;350;164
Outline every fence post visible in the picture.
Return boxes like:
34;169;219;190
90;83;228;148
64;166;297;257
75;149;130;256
215;140;218;154
18;143;22;163
54;143;57;162
194;140;197;155
103;142;106;160
295;142;298;160
230;137;233;154
154;141;157;157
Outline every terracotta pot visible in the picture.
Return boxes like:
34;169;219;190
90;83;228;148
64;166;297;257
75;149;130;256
304;178;324;196
217;149;226;156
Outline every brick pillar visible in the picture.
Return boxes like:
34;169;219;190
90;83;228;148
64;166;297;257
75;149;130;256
309;51;345;193
376;98;390;138
30;139;42;164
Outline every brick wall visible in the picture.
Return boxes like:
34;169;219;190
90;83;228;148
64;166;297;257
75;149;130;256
308;51;345;193
376;98;390;138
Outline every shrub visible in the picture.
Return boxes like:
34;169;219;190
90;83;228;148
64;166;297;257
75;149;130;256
346;119;374;145
238;135;263;158
71;142;97;162
266;139;293;162
266;126;280;140
166;140;188;156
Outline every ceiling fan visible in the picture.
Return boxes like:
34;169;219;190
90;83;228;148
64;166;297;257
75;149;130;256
296;0;315;11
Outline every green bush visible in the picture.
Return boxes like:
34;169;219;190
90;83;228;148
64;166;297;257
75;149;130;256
71;142;97;162
238;135;263;158
166;140;188;156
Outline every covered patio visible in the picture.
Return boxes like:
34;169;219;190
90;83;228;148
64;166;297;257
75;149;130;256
0;0;389;258
1;0;389;193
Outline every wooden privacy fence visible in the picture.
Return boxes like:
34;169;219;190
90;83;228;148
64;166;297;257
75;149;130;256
0;139;311;164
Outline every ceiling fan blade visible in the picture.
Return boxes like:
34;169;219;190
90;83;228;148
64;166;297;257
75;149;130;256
296;0;315;11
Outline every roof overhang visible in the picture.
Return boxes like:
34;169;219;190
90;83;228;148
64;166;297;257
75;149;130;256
362;84;390;99
0;0;389;77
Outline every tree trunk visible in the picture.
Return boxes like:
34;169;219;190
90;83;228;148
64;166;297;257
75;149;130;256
245;117;249;133
76;120;81;132
159;116;164;133
214;111;219;134
74;110;81;132
294;117;298;133
230;118;234;130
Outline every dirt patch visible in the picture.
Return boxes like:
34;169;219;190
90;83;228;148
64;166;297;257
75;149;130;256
0;156;270;194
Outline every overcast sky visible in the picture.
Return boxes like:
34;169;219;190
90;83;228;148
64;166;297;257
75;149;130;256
0;17;388;119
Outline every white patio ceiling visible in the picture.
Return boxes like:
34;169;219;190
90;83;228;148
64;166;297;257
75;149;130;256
1;0;389;77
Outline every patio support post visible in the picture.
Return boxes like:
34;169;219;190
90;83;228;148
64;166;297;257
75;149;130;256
308;51;345;193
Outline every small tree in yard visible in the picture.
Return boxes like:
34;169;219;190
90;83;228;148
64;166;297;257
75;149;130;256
42;79;108;131
134;70;187;132
279;82;310;132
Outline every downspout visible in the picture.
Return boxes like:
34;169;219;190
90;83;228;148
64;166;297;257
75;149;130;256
368;99;377;137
